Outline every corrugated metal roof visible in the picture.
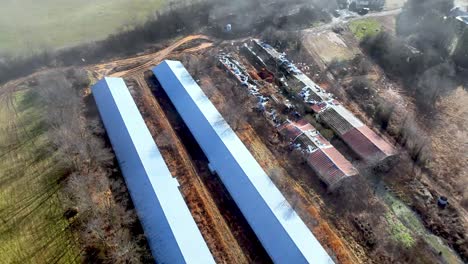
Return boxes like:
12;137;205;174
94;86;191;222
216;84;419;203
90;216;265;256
342;127;386;162
279;121;306;141
280;120;357;189
307;150;348;190
294;73;332;101
92;77;215;264
320;105;396;161
295;118;315;131
357;126;396;156
314;134;330;146
331;105;364;128
321;147;358;177
311;102;328;113
153;61;335;264
319;107;355;135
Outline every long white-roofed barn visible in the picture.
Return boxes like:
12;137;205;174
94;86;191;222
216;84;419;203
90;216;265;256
153;60;335;264
91;77;215;264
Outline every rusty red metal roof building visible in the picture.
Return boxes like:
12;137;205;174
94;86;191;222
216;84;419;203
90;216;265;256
319;106;356;135
320;105;396;162
252;39;397;163
342;126;396;162
307;148;355;190
279;120;358;190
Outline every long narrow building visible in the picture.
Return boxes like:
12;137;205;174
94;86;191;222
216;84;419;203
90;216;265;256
279;119;358;190
153;60;335;264
91;77;215;264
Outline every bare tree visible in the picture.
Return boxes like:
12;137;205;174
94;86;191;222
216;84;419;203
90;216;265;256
32;69;150;262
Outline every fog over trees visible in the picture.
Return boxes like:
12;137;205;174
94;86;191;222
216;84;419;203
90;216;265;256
0;0;337;86
361;0;465;111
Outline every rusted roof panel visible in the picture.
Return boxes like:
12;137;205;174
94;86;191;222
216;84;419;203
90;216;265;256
322;147;358;176
357;126;396;156
310;103;327;113
307;150;349;190
294;119;315;132
342;127;387;161
278;122;303;141
282;120;358;189
319;107;355;135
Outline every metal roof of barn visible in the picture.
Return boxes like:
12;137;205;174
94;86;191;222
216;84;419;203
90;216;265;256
355;126;396;156
279;121;307;141
307;149;348;189
319;107;356;135
91;77;215;264
153;60;335;264
321;147;358;177
280;120;358;189
342;127;385;162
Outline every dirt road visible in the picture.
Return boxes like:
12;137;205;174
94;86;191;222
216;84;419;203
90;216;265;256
87;35;271;263
90;35;212;78
129;73;250;263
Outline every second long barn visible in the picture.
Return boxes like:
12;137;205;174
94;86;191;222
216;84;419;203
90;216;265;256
153;60;335;264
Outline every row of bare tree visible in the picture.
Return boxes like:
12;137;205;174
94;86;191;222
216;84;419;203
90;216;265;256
31;69;152;263
328;56;433;167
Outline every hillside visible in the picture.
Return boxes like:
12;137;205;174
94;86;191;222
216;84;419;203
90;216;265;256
0;0;164;56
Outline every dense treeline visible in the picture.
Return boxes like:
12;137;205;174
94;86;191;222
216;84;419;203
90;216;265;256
0;0;332;86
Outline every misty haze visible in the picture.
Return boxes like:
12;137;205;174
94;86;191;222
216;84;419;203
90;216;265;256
0;0;466;263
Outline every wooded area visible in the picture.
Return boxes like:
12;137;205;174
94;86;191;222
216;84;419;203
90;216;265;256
29;69;153;263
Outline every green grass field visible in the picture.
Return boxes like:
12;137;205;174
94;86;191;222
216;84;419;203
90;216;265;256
349;18;383;40
0;0;165;57
0;90;80;263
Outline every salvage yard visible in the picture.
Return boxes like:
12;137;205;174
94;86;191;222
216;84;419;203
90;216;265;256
85;30;465;262
201;39;462;263
1;0;466;262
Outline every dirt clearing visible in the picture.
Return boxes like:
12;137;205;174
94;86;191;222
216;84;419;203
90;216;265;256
303;31;360;65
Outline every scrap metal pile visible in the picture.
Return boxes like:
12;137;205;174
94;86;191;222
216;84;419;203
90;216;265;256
218;54;269;110
248;39;397;163
217;51;358;190
216;38;399;188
